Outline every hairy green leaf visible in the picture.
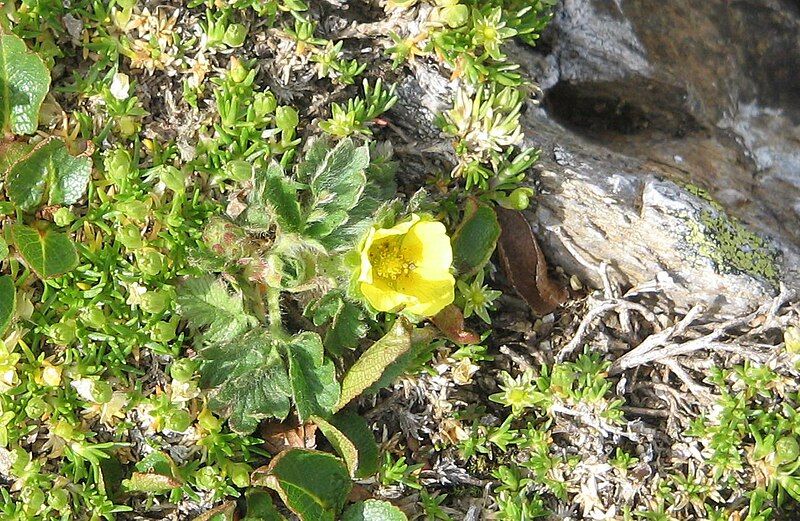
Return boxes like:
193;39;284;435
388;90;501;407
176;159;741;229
306;138;368;232
0;141;32;173
286;332;340;422
0;276;15;336
0;33;50;135
199;329;292;434
6;137;92;212
11;223;78;278
306;292;368;356
341;500;408;521
249;161;303;232
336;320;412;411
252;449;351;521
177;276;257;345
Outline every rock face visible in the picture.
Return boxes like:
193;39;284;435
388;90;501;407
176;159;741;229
511;0;800;314
393;0;800;315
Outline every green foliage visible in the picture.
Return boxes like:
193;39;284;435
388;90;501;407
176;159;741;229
342;499;408;521
177;276;258;345
314;410;380;478
253;449;352;521
451;198;501;276
0;32;50;135
6;137;91;211
320;79;398;138
337;320;412;411
0;276;16;336
11;223;79;278
306;291;369;356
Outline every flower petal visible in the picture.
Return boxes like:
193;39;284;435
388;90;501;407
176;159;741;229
402;220;453;272
398;271;455;317
371;213;420;242
358;227;376;284
361;279;409;312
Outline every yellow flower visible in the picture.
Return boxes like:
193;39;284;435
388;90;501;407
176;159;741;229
359;214;455;316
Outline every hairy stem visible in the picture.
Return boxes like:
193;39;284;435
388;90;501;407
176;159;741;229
266;286;287;339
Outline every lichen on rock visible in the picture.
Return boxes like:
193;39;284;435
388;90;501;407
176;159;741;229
682;184;780;285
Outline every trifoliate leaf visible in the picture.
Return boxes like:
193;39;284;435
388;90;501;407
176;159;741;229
177;276;257;345
0;33;50;135
341;500;408;521
199;329;292;434
6;137;91;212
285;332;340;422
336;320;412;411
0;276;15;336
252;449;351;521
11;223;78;278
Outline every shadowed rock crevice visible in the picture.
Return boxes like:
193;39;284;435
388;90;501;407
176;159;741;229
544;80;701;138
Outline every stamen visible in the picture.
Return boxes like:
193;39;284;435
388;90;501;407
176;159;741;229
370;238;416;281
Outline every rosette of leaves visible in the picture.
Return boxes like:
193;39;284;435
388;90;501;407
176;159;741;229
178;139;455;519
178;139;418;435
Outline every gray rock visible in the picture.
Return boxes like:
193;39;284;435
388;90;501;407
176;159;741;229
393;0;800;315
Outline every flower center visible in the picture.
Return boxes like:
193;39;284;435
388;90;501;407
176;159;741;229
370;239;416;281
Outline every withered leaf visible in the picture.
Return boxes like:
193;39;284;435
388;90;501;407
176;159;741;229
496;207;568;315
192;501;237;521
431;304;480;345
260;416;318;455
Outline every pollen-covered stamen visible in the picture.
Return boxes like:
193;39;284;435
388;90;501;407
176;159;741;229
369;239;416;281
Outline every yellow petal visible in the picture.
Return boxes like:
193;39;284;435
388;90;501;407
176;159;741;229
361;279;410;312
402;220;453;272
358;227;376;284
371;213;420;241
398;271;455;316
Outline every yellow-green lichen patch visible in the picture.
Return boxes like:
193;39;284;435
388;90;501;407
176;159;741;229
682;184;780;285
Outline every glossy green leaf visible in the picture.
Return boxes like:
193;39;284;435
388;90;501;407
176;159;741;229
242;489;286;521
313;410;379;478
0;276;16;336
341;500;408;521
252;449;351;521
285;332;340;422
0;33;50;135
6;137;91;212
451;198;500;276
199;329;292;434
11;223;78;278
0;141;32;173
336;320;411;411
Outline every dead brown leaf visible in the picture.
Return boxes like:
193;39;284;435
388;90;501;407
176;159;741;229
431;304;480;344
496;207;569;315
260;416;318;455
